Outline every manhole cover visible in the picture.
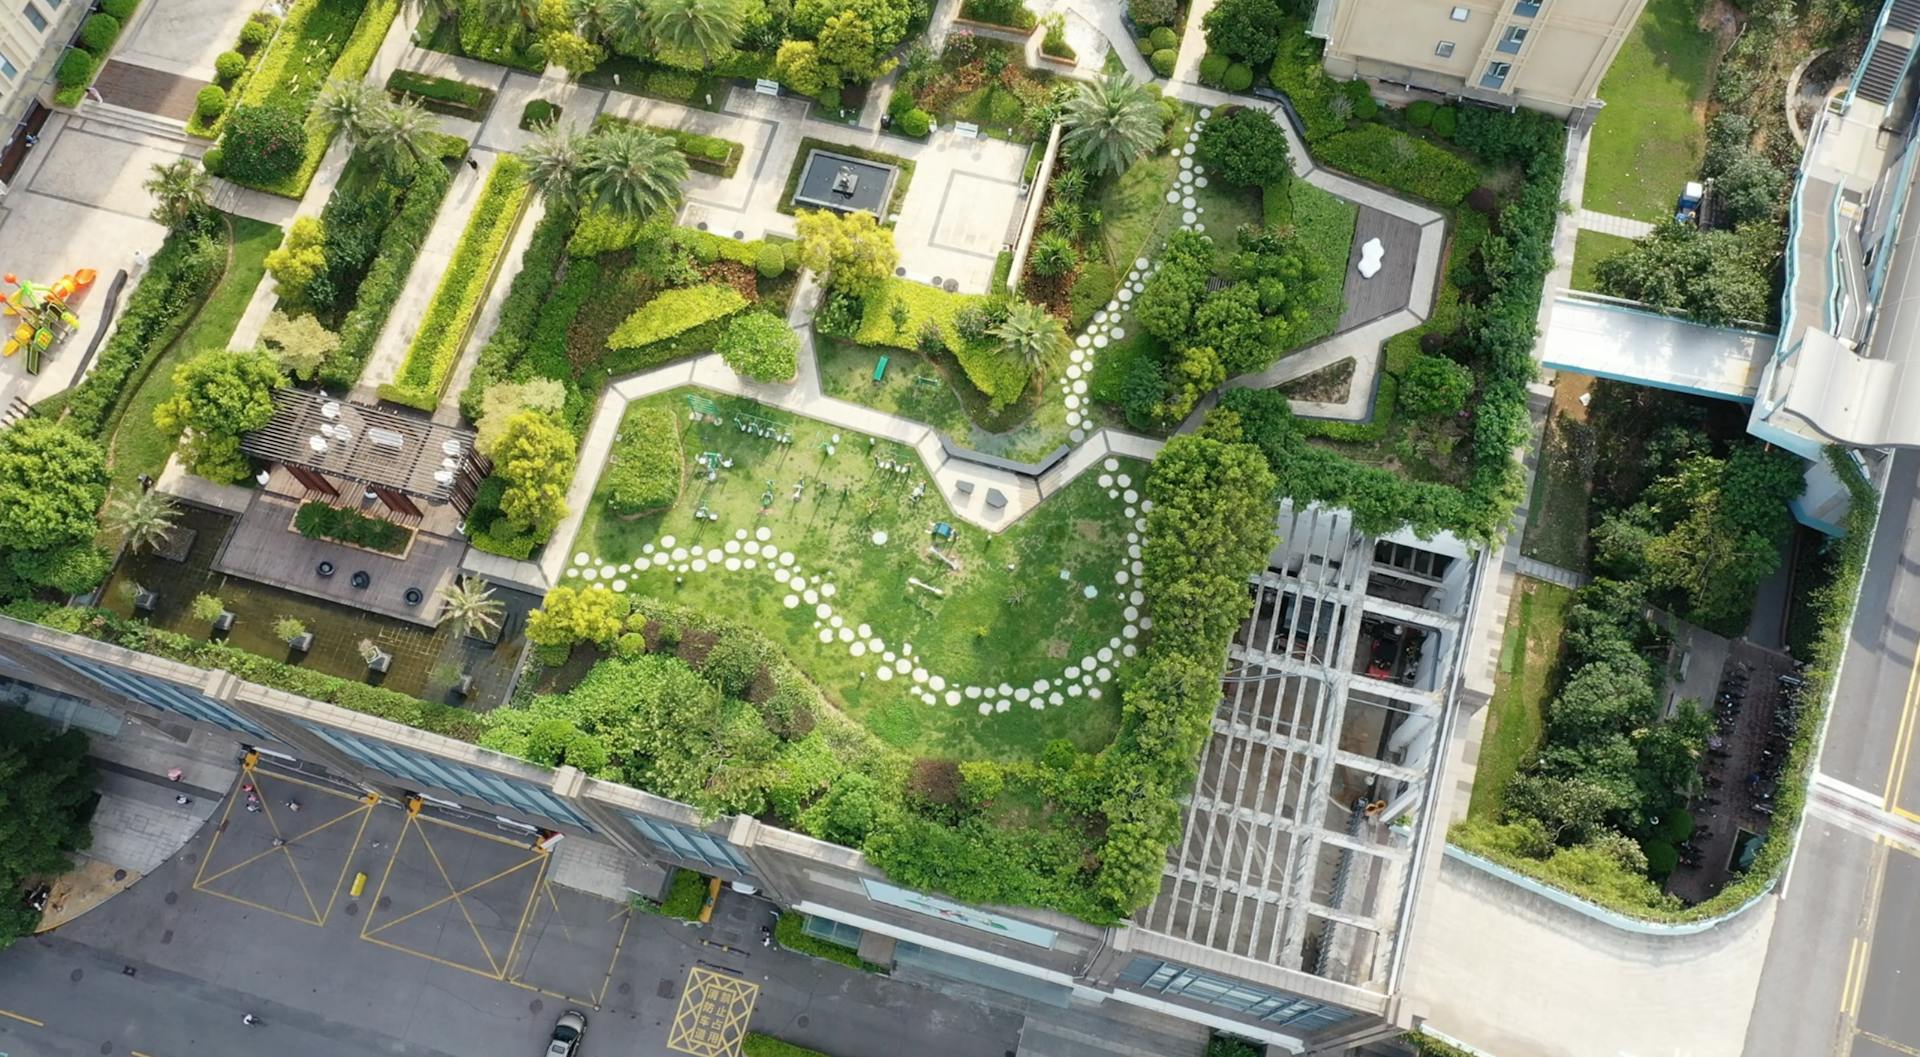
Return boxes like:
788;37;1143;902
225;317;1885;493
100;1042;112;1054
797;1016;810;1029
656;979;677;999
379;896;392;910
69;969;82;983
617;982;631;995
161;930;173;945
163;892;177;905
530;999;544;1014
112;869;127;882
344;903;358;917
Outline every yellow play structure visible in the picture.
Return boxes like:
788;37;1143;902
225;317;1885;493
2;268;95;374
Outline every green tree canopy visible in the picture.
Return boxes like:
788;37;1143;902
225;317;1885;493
794;208;898;297
1593;220;1781;326
1061;71;1161;178
491;410;577;535
0;711;98;946
153;349;284;484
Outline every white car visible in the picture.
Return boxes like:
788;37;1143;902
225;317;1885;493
547;1011;587;1057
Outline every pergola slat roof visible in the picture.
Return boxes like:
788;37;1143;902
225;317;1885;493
241;389;478;501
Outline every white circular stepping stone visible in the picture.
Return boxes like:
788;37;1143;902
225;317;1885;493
1093;334;1108;349
755;526;772;541
877;666;893;681
1117;287;1133;302
851;641;867;657
1049;692;1064;706
1098;647;1114;663
661;535;676;548
1130;590;1145;605
635;557;652;571
1111;326;1126;340
564;568;578;578
760;542;780;558
1073;380;1088;395
582;567;599;581
691;559;708;572
670;547;688;562
978;702;992;715
1165;189;1180;203
1116;473;1131;488
804;590;819;605
930;675;946;691
895;658;912;674
1123;643;1138;657
1196;175;1208;188
857;623;872;637
573;552;590;565
1132;560;1144;575
1015;687;1031;702
1066;665;1081;679
1183;210;1197;225
995;700;1010;713
1097;667;1112;682
1123;624;1140;639
871;530;889;545
1030;699;1045;710
724;540;740;554
1115;570;1129;585
1089;687;1103;700
947;690;962;706
784;593;801;609
1068;684;1084;697
612;579;627;591
734;528;748;540
966;685;982;699
779;552;795;566
743;558;756;569
821;583;837;598
830;614;844;628
724;558;741;572
838;626;855;642
884;651;896;663
1098;473;1113;488
818;628;835;643
868;637;884;652
1065;394;1080;409
774;568;791;583
1067;364;1083;380
814;602;831;619
1083;585;1099;599
706;549;723;564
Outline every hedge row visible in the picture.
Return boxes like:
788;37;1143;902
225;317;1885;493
646;123;744;178
672;229;793;277
602;404;683;515
460;205;577;422
52;1;137;107
63;219;227;439
227;0;399;197
1315;124;1481;206
187;11;278;137
379;156;530;409
605;284;749;351
321;156;455;388
386;68;496;119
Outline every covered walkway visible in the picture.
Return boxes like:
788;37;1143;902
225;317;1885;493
1539;293;1771;402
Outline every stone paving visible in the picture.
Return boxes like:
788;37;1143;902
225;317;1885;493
1574;207;1656;239
110;0;261;83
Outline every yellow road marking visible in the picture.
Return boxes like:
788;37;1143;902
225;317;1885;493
414;813;539;848
1843;938;1865;1018
365;835;543;940
132;1050;162;1057
1860;1029;1920;1057
0;1009;43;1027
1884;644;1920;812
496;847;550;983
594;907;633;1007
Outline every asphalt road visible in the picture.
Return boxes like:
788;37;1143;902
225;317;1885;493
0;774;1023;1057
1744;449;1920;1057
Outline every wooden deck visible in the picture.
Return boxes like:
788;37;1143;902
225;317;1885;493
91;61;209;122
1338;205;1421;332
213;489;468;627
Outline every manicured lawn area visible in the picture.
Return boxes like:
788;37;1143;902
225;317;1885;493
106;215;281;499
1521;386;1594;571
576;391;1144;762
1269;179;1358;348
1088;109;1192;271
1570;229;1635;292
1467;578;1572;821
817;339;972;439
1583;0;1716;222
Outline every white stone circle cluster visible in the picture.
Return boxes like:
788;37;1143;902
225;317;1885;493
1058;109;1212;445
563;476;1156;720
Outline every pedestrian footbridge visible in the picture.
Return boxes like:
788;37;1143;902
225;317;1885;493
1539;292;1772;403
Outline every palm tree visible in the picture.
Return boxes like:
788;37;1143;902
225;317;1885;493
994;300;1068;374
312;78;385;143
601;0;649;53
647;0;742;65
470;0;540;32
363;98;439;174
143;159;209;229
1061;71;1161;178
404;0;462;30
568;0;612;41
437;576;506;639
104;489;182;555
579;125;688;220
519;120;587;208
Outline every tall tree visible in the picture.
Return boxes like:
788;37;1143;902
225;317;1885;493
363;97;440;174
1061;71;1162;178
578;124;688;220
437;576;507;638
103;489;181;556
647;0;743;64
793;208;896;296
311;78;385;143
518;119;587;208
600;0;650;53
153;350;285;484
0;419;109;598
491;410;576;535
142;159;210;229
0;711;98;947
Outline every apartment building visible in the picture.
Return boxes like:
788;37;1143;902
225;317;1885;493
1311;0;1645;120
0;0;80;188
0;504;1480;1056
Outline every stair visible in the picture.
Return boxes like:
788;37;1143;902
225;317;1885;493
1856;0;1920;104
75;100;203;151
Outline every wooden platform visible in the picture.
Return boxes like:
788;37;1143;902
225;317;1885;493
1338;205;1421;332
91;61;209;122
213;489;467;627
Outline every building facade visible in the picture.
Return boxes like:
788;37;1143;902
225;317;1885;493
0;0;79;187
0;510;1480;1056
1312;0;1645;119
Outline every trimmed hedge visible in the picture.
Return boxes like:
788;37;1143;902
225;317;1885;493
520;99;561;130
293;500;409;552
63;220;227;439
379;156;530;409
188;12;277;137
386;68;495;119
648;124;744;178
602;404;683;515
459;205;575;422
606;284;750;351
772;913;883;972
673;228;790;277
323;157;456;388
78;13;121;53
1316;124;1480;206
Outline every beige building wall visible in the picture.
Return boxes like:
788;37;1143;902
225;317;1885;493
1317;0;1644;118
0;0;83;173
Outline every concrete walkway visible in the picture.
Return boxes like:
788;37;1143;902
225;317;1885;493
1573;207;1655;239
1514;556;1590;588
1170;0;1217;87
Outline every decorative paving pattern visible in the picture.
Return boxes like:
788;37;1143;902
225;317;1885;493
565;455;1153;718
666;966;759;1057
1060;109;1213;443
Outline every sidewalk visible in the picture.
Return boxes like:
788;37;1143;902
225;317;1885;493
1573;207;1655;239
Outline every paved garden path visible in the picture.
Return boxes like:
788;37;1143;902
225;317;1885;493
1574;207;1656;238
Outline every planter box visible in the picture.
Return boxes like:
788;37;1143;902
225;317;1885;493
289;632;314;653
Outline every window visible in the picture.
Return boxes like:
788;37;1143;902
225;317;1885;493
625;813;757;875
21;2;46;31
1481;60;1512;88
1117;958;1358;1031
1498;25;1527;52
0;51;16;79
1449;5;1469;19
44;0;59;9
1435;40;1456;57
1514;0;1542;14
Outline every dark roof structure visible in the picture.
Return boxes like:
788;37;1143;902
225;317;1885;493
240;389;484;503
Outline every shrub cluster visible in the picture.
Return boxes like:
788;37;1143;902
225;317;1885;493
602;404;683;515
1316;124;1479;205
380;156;530;409
53;4;135;105
386;68;496;118
606;284;751;351
324;157;455;387
293;501;410;552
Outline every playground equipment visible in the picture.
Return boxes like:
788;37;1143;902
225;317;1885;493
1;268;95;374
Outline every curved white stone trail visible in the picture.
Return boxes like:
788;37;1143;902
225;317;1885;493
566;474;1154;718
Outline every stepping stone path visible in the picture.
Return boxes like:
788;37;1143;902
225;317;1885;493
562;514;1153;720
1058;112;1211;444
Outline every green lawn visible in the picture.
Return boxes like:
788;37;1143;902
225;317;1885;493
1089;109;1193;271
576;390;1143;762
817;339;973;438
1467;578;1573;821
106;215;281;498
1275;180;1358;347
1520;403;1593;571
1570;229;1635;292
1583;0;1716;221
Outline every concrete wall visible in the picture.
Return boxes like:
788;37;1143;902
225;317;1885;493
1321;0;1644;118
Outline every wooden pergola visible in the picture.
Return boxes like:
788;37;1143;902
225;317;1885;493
240;389;490;523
